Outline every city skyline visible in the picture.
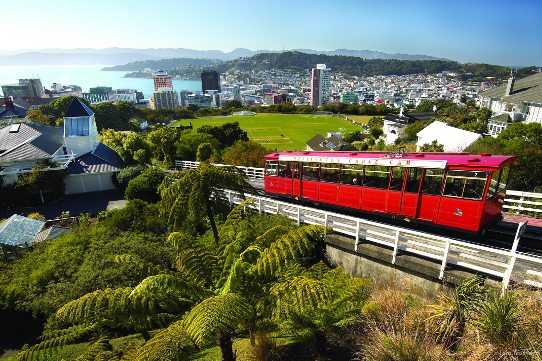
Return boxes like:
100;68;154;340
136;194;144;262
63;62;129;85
1;0;541;66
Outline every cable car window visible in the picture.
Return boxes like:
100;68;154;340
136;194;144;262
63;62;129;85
341;164;363;186
320;164;340;183
487;169;502;199
265;161;278;176
390;167;405;191
302;162;319;181
292;162;301;179
496;165;510;195
405;168;423;193
363;166;391;190
444;170;488;200
422;169;444;195
278;161;292;178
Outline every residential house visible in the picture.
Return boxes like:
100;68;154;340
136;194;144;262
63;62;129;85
306;133;354;151
0;98;124;194
382;109;438;144
479;71;542;136
416;121;481;152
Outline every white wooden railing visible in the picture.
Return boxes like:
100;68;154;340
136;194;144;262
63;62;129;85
174;160;264;179
175;161;542;217
504;190;542;216
221;189;542;291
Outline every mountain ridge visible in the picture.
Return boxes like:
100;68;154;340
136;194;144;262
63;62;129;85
0;47;448;65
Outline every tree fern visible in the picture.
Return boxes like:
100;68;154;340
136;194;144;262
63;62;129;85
256;225;325;278
129;274;210;315
176;247;218;287
54;288;132;328
131;320;193;361
269;276;332;320
181;293;252;347
76;335;113;361
17;323;99;361
254;225;292;249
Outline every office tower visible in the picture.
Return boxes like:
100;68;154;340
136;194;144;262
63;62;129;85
153;70;173;92
310;64;331;106
201;70;221;93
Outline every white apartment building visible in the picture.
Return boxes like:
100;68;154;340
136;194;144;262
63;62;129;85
310;64;331;106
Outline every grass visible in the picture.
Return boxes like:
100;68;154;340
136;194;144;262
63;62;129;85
172;113;364;151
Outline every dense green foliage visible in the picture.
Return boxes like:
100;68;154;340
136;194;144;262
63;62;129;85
467;122;542;191
0;163;66;208
125;168;165;203
221;140;269;168
216;51;539;81
112;165;147;190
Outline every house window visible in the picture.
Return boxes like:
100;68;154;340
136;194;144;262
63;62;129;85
65;117;89;136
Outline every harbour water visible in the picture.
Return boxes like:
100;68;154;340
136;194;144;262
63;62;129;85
0;65;201;99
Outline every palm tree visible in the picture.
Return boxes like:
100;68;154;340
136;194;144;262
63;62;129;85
159;162;254;246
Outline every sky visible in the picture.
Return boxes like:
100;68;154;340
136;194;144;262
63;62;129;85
3;0;541;66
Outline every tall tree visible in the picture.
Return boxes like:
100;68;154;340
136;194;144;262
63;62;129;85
159;163;254;246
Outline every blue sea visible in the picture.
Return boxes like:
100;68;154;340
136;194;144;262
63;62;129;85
0;65;201;99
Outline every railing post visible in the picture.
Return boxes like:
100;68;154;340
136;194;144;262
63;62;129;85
439;240;450;280
276;202;280;214
324;213;329;236
502;221;527;293
516;194;525;214
392;230;400;264
258;198;262;213
354;220;360;252
296;206;301;225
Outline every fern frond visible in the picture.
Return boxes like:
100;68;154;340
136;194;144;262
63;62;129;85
53;288;132;328
254;225;292;249
181;293;252;347
175;246;218;286
18;323;99;361
269;276;332;320
129;274;210;315
256;225;325;278
76;335;112;361
131;320;192;361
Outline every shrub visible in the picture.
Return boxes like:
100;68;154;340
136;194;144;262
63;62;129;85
113;165;146;189
125;168;165;203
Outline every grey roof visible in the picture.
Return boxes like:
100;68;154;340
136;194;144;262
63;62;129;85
306;134;351;151
31;226;69;245
0;105;26;119
0;123;40;153
0;214;45;247
384;111;438;125
0;123;63;162
67;142;124;174
27;123;64;155
481;72;542;104
0;142;50;161
65;98;94;117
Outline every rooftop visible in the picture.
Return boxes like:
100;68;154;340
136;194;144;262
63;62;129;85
481;72;542;104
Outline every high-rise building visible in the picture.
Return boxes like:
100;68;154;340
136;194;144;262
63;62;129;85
153;71;173;92
310;64;331;107
151;90;179;110
1;78;45;98
201;70;221;93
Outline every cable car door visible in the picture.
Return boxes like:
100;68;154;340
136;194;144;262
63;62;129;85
400;168;422;217
292;162;301;198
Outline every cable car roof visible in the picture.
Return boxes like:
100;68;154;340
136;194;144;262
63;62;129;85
264;151;516;170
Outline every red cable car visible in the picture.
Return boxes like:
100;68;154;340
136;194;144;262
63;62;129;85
263;151;516;232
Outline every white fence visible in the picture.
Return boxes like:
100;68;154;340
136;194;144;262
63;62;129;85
504;190;542;216
221;189;542;291
174;160;264;179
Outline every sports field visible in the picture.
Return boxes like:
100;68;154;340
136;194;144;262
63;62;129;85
172;113;364;151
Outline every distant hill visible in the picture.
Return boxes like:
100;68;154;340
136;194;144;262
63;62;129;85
102;58;221;71
0;47;450;66
109;52;539;82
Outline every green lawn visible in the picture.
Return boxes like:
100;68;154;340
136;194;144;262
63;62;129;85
172;113;364;151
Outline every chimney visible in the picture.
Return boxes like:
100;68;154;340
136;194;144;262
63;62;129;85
505;69;515;97
4;96;14;109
